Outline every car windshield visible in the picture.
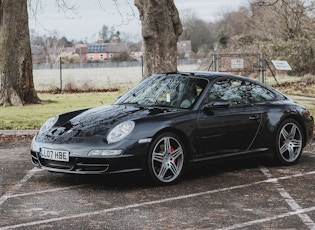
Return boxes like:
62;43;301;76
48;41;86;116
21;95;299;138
115;74;208;109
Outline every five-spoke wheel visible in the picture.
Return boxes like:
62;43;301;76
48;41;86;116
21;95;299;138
275;119;304;165
148;133;185;185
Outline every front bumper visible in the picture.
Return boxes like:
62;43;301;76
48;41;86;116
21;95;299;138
30;137;150;175
31;150;143;174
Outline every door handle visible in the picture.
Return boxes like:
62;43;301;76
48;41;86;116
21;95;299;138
249;115;260;121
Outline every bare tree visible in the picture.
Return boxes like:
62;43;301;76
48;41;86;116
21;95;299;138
43;33;66;66
0;0;78;106
0;0;39;106
0;0;183;107
249;0;315;39
135;0;183;77
179;10;215;53
99;25;110;43
245;0;315;75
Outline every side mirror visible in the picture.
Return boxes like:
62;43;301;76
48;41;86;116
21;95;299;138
203;100;230;114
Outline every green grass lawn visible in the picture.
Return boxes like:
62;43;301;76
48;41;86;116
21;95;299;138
0;92;122;130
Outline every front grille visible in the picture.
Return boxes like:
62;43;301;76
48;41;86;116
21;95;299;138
75;158;110;172
31;151;40;166
41;158;76;170
31;150;110;173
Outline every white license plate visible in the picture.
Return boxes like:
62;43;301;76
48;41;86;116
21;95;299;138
40;148;70;162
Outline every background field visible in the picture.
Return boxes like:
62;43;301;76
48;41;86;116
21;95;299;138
0;65;199;130
33;65;200;92
0;65;314;130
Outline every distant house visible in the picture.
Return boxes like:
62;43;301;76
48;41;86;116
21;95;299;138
84;43;129;61
62;46;76;54
177;40;192;58
129;40;193;61
74;44;88;62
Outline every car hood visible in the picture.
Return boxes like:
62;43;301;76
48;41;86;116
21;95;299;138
37;104;178;143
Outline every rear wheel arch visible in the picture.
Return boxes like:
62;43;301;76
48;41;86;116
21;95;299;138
277;115;308;147
273;118;304;165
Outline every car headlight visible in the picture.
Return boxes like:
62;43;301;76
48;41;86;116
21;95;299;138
107;121;135;143
39;116;59;134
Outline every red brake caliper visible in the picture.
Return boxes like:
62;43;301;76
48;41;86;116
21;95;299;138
170;145;177;163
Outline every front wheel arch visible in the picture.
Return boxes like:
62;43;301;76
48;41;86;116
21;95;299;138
147;132;186;185
149;127;193;161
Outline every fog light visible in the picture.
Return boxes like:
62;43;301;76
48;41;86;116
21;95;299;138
88;150;122;156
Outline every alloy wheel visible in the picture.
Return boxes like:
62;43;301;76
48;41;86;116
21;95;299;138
149;134;184;184
277;121;303;164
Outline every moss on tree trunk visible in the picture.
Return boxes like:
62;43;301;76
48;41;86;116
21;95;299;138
0;0;39;106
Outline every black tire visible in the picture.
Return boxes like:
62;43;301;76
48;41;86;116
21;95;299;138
274;119;303;165
147;132;185;185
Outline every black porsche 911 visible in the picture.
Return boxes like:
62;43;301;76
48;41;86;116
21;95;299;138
31;71;314;185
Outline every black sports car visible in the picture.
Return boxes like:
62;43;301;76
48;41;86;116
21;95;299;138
31;72;314;185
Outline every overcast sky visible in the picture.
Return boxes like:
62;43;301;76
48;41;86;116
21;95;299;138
28;0;248;42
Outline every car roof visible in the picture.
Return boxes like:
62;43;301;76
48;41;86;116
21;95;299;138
175;71;251;81
174;71;288;100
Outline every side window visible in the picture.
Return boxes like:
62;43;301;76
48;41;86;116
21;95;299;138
208;78;276;106
250;84;276;102
208;79;250;106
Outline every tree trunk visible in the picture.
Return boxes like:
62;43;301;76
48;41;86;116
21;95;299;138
0;0;39;106
135;0;183;78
